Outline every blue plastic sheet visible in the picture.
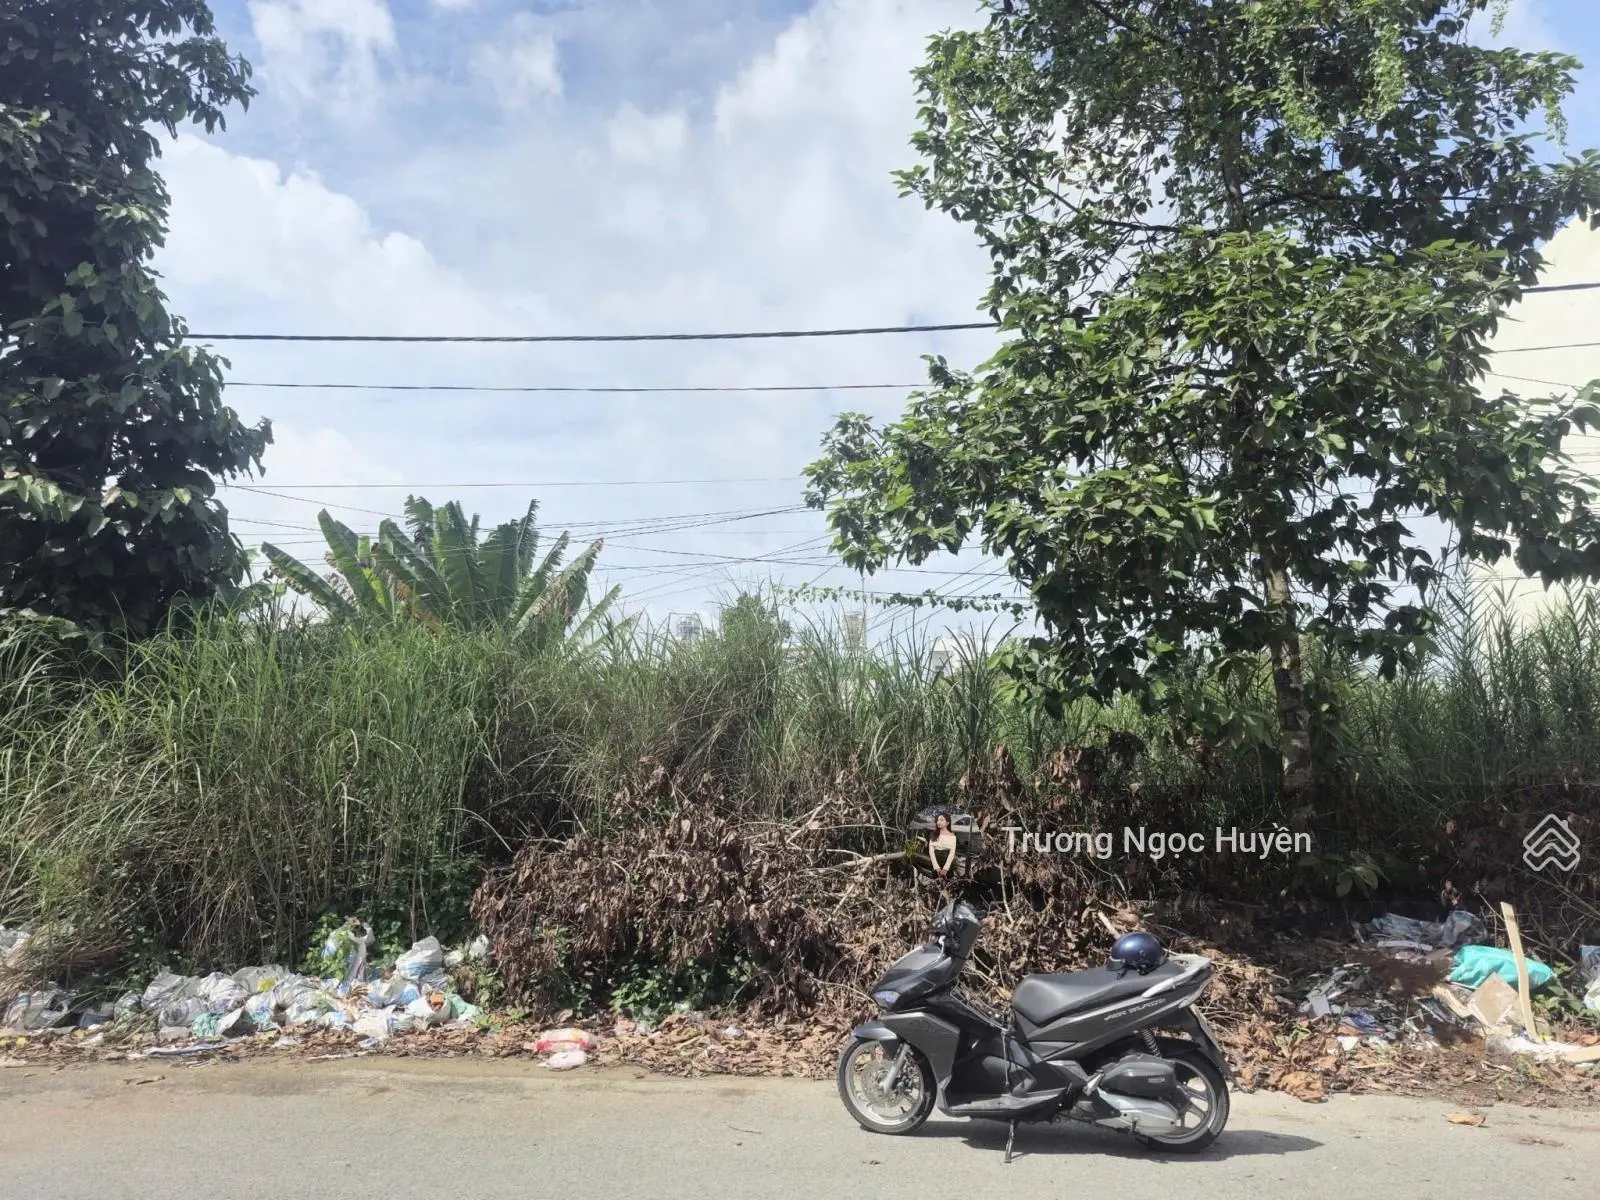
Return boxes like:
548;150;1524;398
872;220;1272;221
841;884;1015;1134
1449;944;1554;991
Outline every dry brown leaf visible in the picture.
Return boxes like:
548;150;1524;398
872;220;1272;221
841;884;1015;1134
1446;1112;1485;1127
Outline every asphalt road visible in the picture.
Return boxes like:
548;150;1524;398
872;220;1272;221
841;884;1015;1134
1;1057;1594;1199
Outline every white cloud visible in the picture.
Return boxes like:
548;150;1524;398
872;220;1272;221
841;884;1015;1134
160;135;507;333
159;0;1013;630
474;16;563;110
430;0;478;11
247;0;398;114
606;104;690;164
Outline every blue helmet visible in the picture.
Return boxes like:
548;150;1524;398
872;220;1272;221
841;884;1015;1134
1108;931;1165;975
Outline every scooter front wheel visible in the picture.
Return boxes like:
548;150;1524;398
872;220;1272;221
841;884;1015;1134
836;1036;936;1135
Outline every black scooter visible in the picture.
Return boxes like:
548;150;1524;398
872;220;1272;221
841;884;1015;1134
837;900;1233;1160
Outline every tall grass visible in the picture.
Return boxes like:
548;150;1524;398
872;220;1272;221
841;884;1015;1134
0;616;510;970
2;585;1598;977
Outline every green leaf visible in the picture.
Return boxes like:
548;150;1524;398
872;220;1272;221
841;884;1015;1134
261;543;356;621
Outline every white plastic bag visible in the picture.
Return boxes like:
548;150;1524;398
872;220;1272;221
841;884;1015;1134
232;966;288;995
3;989;70;1031
404;991;451;1028
195;972;249;1013
321;920;374;985
159;998;212;1029
366;975;421;1007
353;1008;400;1040
0;926;31;969
141;971;196;1013
395;937;444;981
244;992;276;1027
281;982;339;1027
545;1049;588;1070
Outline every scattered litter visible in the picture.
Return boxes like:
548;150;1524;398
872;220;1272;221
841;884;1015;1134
142;1042;226;1058
1339;1010;1386;1036
1580;946;1600;1013
545;1049;588;1070
1450;946;1554;992
1365;912;1488;951
320;919;374;986
140;971;194;1013
231;966;288;995
2;989;71;1033
724;1025;746;1039
366;975;421;1007
1446;1112;1486;1127
1301;965;1365;1017
1489;1035;1578;1061
0;926;31;969
353;1009;401;1041
405;991;451;1028
534;1027;597;1054
1467;975;1519;1030
395;937;444;982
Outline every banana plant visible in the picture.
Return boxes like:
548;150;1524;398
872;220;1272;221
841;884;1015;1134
262;496;619;645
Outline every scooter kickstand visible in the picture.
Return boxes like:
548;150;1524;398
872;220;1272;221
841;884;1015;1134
1004;1120;1017;1163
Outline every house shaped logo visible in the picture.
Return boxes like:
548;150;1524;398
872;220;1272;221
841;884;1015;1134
1522;814;1581;873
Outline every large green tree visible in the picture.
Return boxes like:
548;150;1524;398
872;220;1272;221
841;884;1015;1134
0;1;269;637
805;0;1600;808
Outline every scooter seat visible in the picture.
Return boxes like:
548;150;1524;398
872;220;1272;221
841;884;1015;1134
1010;960;1185;1026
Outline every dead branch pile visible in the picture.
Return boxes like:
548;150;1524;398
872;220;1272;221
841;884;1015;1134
472;761;929;1018
470;756;1600;1103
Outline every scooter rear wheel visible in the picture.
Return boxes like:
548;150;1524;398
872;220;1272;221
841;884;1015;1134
836;1036;936;1135
1133;1046;1229;1153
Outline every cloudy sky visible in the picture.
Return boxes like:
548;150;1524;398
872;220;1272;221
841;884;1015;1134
155;0;1600;635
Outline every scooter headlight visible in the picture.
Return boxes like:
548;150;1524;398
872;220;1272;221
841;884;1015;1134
872;989;900;1008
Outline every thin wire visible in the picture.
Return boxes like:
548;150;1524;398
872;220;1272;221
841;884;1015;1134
175;281;1600;345
217;342;1597;399
225;381;922;394
1493;340;1600;355
189;322;997;344
1483;370;1585;390
219;476;801;490
1518;281;1600;294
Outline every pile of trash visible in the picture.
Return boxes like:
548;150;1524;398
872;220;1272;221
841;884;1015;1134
1;920;494;1051
1297;908;1600;1069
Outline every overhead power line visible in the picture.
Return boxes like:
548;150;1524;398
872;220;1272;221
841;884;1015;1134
180;281;1600;346
1516;281;1600;294
1493;340;1600;355
217;342;1600;399
190;322;997;344
225;381;922;394
219;476;801;490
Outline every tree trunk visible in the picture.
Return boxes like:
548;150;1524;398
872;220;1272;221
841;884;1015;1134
1261;558;1315;812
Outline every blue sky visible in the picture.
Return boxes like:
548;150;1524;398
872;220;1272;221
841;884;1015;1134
156;1;1600;633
